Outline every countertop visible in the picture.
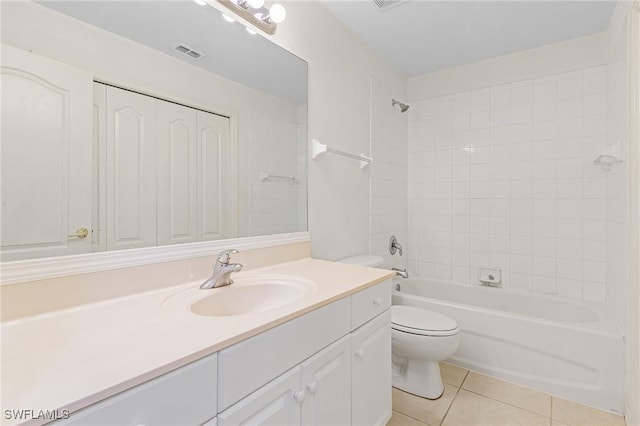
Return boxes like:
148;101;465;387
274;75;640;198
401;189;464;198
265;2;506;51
1;258;394;425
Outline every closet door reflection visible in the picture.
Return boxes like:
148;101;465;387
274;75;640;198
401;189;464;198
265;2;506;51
104;85;157;251
97;83;234;251
157;102;197;246
197;110;234;241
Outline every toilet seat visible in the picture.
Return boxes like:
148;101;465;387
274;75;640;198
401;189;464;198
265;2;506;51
391;305;459;337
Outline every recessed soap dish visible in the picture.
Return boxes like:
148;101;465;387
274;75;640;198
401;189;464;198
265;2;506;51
478;267;501;287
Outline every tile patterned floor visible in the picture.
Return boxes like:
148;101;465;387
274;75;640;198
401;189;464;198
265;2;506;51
387;363;626;426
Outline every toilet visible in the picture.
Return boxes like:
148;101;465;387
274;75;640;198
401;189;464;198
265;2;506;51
391;305;459;399
338;254;461;400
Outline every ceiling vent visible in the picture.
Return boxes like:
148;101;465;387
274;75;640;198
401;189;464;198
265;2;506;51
174;44;204;59
372;0;408;11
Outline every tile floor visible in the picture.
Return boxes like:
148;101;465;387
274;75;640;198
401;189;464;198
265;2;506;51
387;363;626;426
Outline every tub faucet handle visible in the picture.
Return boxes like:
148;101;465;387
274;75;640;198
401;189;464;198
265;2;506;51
389;235;403;256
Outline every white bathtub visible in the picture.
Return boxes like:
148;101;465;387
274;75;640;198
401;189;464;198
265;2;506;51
392;278;624;414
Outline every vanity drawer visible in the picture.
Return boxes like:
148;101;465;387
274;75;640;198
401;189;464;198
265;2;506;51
351;279;391;330
217;297;350;411
57;353;217;426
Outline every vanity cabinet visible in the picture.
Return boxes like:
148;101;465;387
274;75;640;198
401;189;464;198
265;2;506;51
218;365;302;426
300;335;352;426
219;335;352;426
53;280;391;426
218;279;391;426
351;310;392;426
56;353;218;425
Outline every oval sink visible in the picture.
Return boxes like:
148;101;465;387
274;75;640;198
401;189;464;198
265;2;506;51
163;275;315;317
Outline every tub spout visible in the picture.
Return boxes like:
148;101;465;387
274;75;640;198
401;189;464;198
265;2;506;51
392;268;409;279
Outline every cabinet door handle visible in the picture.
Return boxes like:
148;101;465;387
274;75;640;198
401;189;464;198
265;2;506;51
373;297;381;306
355;348;365;358
307;381;318;394
293;390;306;403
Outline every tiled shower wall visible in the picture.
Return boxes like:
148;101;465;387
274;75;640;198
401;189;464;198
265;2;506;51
407;66;609;301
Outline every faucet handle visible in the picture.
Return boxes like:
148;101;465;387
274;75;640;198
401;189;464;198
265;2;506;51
216;249;239;264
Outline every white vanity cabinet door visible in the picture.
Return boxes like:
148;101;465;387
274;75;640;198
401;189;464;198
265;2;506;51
351;310;392;426
57;353;217;426
218;367;302;426
300;335;351;426
217;297;350;411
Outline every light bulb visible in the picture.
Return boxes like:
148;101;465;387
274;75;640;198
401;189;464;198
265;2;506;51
247;0;264;8
246;27;257;35
193;0;207;5
222;13;235;23
268;3;286;23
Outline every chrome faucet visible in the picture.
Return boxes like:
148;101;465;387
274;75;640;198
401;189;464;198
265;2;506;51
392;268;409;279
200;249;243;290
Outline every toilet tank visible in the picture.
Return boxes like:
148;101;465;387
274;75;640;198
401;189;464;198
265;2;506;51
338;254;384;268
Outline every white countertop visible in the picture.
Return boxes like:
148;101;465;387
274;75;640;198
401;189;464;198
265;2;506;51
1;258;394;425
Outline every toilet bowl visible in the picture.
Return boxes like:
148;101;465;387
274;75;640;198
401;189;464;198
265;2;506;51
337;254;460;399
391;305;460;399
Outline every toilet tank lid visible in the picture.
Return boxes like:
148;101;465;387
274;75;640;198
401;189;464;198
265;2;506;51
338;255;384;268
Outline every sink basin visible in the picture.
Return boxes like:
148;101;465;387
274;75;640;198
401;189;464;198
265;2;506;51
163;275;315;317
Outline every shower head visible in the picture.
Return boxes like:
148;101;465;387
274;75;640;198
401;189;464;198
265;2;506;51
392;99;409;113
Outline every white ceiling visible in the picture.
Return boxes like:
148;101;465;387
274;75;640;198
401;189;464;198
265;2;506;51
37;1;308;104
320;0;617;77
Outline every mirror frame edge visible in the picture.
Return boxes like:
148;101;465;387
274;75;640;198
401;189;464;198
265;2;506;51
0;231;310;285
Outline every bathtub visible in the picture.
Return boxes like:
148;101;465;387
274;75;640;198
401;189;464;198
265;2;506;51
392;278;624;414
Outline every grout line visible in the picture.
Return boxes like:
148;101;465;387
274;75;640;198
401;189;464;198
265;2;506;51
439;370;469;425
461;388;551;420
458;368;471;388
392;408;433;426
391;408;431;426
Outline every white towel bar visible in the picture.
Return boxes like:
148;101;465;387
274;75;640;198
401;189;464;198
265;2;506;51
311;139;373;169
260;171;297;184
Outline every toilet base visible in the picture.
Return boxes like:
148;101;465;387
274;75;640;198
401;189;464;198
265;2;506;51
392;356;444;399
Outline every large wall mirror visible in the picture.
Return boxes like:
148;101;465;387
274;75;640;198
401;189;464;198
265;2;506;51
1;0;308;262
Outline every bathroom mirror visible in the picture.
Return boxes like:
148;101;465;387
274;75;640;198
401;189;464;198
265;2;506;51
1;0;308;262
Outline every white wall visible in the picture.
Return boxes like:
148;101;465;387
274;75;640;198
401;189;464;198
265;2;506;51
605;3;630;340
607;2;639;424
408;33;606;101
629;3;640;423
268;1;407;260
370;78;408;269
407;35;612;300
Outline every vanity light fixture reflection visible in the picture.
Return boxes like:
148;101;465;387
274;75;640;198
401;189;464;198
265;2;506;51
216;0;286;35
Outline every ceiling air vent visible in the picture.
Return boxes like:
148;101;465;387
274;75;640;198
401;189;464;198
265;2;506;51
372;0;407;11
174;44;204;59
